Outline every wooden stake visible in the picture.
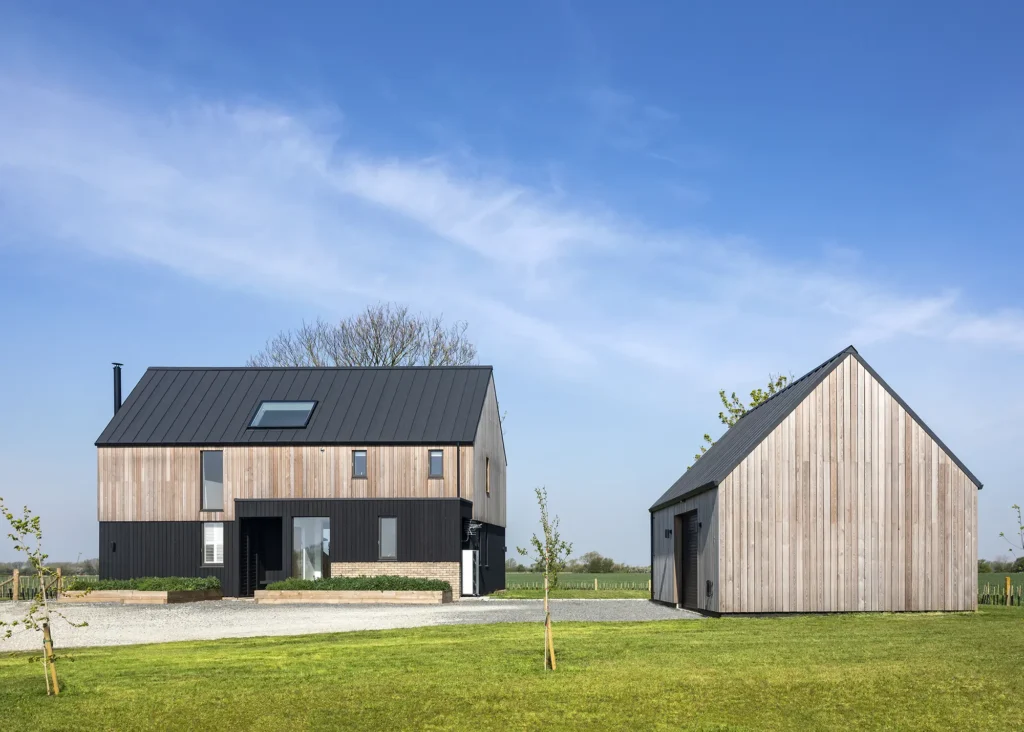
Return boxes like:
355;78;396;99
1007;576;1012;607
12;569;18;601
56;568;62;595
546;613;557;670
42;623;59;695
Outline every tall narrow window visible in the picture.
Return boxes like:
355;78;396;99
428;450;444;479
379;517;398;560
486;456;491;496
352;449;367;479
203;522;224;565
201;450;224;511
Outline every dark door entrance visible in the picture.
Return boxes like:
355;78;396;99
239;518;283;597
676;511;699;609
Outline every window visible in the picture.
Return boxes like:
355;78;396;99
203;522;224;565
379;517;397;560
428;450;444;478
352;449;367;479
292;517;330;580
486;457;491;496
201;450;224;511
249;401;317;429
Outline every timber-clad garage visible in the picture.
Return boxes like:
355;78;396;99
651;346;981;614
96;364;508;598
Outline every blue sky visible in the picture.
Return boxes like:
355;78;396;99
1;1;1022;564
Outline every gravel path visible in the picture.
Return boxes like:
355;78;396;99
0;599;700;650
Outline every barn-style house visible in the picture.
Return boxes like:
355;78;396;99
96;364;506;598
650;346;981;614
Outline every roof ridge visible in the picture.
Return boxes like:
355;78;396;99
144;365;494;371
735;345;856;422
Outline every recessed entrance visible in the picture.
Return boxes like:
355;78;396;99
239;517;283;597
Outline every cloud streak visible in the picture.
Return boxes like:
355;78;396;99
2;72;1024;390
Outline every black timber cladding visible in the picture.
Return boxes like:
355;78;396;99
100;521;239;596
96;366;493;446
236;498;469;563
650;345;982;512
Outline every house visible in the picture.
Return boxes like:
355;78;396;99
650;346;981;614
96;364;506;597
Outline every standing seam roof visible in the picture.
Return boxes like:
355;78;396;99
96;366;495;446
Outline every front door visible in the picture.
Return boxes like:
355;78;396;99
676;511;699;609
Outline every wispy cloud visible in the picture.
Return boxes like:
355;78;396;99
3;71;1024;390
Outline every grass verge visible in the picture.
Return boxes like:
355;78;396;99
3;606;1022;730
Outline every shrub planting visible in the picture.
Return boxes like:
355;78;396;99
265;576;450;592
63;576;221;592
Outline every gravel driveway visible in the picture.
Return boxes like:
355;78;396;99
0;599;700;650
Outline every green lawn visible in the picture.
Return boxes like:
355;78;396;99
506;571;649;589
3;607;1023;730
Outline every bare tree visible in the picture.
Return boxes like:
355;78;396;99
249;303;477;368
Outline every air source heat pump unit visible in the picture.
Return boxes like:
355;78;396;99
461;549;479;596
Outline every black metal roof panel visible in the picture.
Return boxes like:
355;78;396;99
650;345;982;512
96;366;494;447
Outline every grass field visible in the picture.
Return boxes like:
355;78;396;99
3;607;1022;730
978;572;1024;591
505;572;648;589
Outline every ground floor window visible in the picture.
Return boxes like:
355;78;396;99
203;522;224;565
379;516;398;560
292;517;330;580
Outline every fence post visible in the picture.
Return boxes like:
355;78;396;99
594;578;598;591
648;578;651;594
1007;576;1012;607
56;568;62;595
12;569;18;601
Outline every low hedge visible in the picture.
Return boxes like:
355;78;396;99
63;576;222;592
265;576;451;592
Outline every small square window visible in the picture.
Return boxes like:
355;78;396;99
379;517;397;560
203;522;224;565
352;450;367;479
201;450;224;511
428;450;443;479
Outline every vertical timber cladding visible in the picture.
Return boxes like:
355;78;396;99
97;444;472;522
717;354;979;613
470;375;507;527
651;489;719;612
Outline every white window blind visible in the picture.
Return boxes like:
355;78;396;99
203;522;224;565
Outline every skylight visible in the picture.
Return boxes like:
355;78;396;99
249;401;317;429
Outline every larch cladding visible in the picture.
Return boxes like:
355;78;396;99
651;489;720;612
717;354;978;613
330;562;462;598
97;444;471;522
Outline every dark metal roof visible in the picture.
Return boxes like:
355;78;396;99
650;346;982;512
96;366;494;447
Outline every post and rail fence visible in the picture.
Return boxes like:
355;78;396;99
0;569;89;601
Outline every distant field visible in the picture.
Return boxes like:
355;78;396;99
505;572;648;590
979;573;1024;592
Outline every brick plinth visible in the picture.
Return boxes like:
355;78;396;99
330;562;462;598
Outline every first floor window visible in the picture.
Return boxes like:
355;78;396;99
379;517;397;560
201;450;224;511
203;522;224;565
428;449;444;478
352;449;367;478
486;456;491;495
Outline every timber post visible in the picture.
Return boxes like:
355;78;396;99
1006;576;1012;607
12;569;18;601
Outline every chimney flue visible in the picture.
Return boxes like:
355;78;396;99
113;363;123;414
